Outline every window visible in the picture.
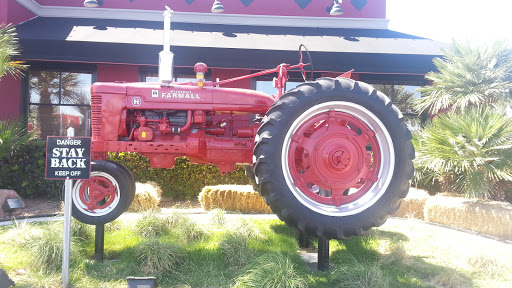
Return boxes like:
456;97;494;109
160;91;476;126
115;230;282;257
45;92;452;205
28;68;93;138
141;67;197;83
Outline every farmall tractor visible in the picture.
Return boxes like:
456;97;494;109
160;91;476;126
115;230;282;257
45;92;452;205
71;8;414;240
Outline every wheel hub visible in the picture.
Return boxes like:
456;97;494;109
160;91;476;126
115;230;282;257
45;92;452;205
287;110;381;207
79;176;117;212
312;136;364;188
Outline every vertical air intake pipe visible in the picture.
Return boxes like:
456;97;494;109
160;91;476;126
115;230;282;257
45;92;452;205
159;6;174;83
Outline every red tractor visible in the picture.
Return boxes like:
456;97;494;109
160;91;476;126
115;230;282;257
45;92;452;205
70;8;414;240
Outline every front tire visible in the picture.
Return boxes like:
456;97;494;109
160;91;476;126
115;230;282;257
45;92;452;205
71;160;135;225
254;77;414;239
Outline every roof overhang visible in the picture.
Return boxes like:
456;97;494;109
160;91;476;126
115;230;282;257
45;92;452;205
15;17;447;74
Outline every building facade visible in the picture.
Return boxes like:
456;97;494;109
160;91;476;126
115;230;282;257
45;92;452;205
0;0;444;136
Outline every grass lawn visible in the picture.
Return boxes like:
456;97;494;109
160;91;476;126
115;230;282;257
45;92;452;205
0;211;511;288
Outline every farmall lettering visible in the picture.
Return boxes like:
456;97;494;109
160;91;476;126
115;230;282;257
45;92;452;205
160;90;200;99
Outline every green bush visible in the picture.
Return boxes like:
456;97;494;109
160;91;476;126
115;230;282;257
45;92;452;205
108;152;249;199
220;232;254;270
0;139;62;199
28;223;81;273
0;141;249;200
133;210;170;238
232;253;307;288
134;238;186;275
413;108;512;200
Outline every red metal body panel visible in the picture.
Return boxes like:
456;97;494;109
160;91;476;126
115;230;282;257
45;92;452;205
90;80;274;173
125;82;274;112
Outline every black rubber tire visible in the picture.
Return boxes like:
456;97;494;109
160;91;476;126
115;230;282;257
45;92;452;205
71;160;135;225
243;165;260;193
254;77;415;240
107;160;136;206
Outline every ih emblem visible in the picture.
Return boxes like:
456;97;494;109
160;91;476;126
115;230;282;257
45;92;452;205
152;90;159;98
132;97;142;106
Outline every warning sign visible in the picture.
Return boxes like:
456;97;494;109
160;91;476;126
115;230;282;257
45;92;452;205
45;136;91;180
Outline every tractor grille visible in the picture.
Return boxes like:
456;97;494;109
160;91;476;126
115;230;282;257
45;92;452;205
91;94;102;137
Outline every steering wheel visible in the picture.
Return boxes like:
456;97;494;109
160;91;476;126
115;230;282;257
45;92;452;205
299;44;314;82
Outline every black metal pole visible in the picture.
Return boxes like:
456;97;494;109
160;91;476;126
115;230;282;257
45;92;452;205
298;232;311;249
94;224;105;263
317;237;330;271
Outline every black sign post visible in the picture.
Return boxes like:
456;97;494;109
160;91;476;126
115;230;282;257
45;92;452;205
46;132;91;288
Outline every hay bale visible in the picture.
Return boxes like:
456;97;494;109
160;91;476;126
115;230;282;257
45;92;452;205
198;185;272;214
392;188;430;220
425;194;512;240
129;182;162;212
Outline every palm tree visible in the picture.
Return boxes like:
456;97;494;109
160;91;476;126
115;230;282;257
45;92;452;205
413;107;512;200
0;24;30;160
415;41;512;115
373;84;416;113
0;24;25;80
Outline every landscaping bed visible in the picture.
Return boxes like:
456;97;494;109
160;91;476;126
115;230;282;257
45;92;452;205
0;212;511;287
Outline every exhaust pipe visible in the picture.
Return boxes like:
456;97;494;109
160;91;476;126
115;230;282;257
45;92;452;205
159;6;174;83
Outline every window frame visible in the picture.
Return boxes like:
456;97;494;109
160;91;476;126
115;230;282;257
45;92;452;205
24;62;97;138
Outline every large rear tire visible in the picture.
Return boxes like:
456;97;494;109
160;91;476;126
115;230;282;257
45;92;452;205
254;77;414;239
71;160;135;225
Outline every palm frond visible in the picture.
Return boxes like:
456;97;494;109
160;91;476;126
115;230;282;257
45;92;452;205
0;116;33;159
0;24;27;79
413;107;512;199
415;41;512;114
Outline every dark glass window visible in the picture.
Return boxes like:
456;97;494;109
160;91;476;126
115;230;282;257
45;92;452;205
28;69;93;138
141;67;197;83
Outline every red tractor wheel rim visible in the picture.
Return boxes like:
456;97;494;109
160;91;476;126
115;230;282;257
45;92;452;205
79;176;118;212
287;110;381;207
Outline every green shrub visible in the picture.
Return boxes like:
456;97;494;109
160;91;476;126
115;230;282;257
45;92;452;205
0;139;62;199
413;108;512;200
0;142;249;200
168;210;190;228
0;221;43;247
108;153;249;199
329;262;390;288
105;219;123;233
165;210;206;242
220;232;254;270
232;253;307;288
134;238;186;275
71;219;93;242
28;224;81;273
179;220;207;243
133;210;170;238
208;208;227;228
230;218;262;240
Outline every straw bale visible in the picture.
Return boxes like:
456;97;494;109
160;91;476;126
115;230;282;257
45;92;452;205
198;185;272;214
425;194;512;240
392;188;430;220
129;182;162;212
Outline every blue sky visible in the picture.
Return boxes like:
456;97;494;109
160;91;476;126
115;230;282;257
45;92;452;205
387;0;512;44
